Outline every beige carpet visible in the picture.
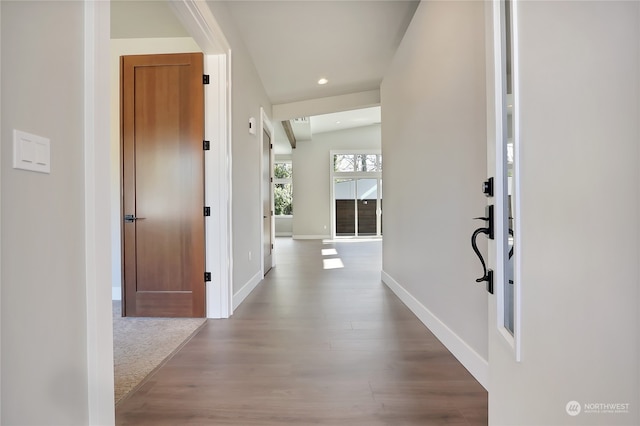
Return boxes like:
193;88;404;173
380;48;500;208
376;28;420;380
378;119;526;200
112;301;207;404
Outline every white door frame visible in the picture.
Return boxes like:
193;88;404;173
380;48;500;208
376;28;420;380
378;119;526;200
84;0;233;421
84;1;115;423
260;107;275;275
169;0;233;319
485;0;521;361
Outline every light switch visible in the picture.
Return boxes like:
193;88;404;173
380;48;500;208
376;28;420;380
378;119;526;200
13;129;50;174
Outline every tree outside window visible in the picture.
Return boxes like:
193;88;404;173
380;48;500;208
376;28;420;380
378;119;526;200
274;162;293;215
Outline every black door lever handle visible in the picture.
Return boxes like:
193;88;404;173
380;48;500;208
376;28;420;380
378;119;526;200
472;205;494;240
470;204;494;294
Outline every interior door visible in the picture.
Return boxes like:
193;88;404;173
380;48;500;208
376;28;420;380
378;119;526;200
121;52;205;318
262;129;273;274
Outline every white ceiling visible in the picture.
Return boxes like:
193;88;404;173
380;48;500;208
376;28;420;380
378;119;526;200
221;1;416;151
111;0;418;152
311;106;381;135
223;0;419;105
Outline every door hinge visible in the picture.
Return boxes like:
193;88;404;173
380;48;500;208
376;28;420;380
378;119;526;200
204;206;211;217
271;210;274;216
270;177;273;183
203;140;210;151
271;243;274;250
204;272;211;282
270;143;273;149
203;75;210;85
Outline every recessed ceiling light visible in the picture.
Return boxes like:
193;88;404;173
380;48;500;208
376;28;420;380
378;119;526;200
318;78;329;85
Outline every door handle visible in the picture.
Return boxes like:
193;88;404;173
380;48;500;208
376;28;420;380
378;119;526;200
471;205;494;294
124;214;145;223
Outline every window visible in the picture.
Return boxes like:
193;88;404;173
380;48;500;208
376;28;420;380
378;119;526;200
274;162;293;215
333;154;382;172
331;152;382;237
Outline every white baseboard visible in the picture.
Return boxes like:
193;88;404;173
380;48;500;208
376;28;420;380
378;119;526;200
292;234;330;240
381;270;488;390
233;271;262;311
112;287;121;301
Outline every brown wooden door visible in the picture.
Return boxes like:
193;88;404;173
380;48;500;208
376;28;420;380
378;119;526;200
262;129;273;274
121;53;205;317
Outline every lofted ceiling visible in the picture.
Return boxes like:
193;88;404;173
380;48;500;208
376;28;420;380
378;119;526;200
111;0;419;152
222;0;417;152
222;0;419;105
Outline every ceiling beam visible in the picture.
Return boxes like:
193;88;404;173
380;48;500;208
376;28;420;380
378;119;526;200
281;120;296;149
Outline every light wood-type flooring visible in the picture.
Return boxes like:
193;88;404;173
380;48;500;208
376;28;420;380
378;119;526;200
116;238;487;425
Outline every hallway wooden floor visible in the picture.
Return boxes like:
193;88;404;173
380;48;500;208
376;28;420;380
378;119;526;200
116;238;487;425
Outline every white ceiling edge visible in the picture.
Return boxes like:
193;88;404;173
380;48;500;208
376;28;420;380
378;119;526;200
311;106;381;135
274;106;382;155
291;119;312;141
272;89;380;121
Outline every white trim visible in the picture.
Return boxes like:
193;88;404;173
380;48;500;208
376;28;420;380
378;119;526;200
84;1;116;424
233;271;262;310
170;0;233;319
168;0;230;54
260;108;275;276
205;54;232;319
0;2;3;418
491;0;510;348
381;270;489;389
511;0;523;363
293;234;331;240
491;0;521;361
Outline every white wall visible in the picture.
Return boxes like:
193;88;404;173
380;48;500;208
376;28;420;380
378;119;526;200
380;0;489;386
488;2;640;425
206;1;272;301
275;216;293;237
1;2;90;423
292;124;381;239
109;37;202;300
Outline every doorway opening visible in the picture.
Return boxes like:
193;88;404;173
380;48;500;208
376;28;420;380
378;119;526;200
331;152;382;239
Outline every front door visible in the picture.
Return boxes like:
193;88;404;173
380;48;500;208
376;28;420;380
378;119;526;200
121;52;205;317
262;129;273;274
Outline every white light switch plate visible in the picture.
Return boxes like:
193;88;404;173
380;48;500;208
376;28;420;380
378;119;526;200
13;129;50;174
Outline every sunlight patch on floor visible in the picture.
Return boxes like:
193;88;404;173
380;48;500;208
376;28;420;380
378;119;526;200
323;258;345;269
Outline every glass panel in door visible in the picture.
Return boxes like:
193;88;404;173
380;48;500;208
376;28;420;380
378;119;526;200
335;178;355;236
357;178;378;236
502;0;516;335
